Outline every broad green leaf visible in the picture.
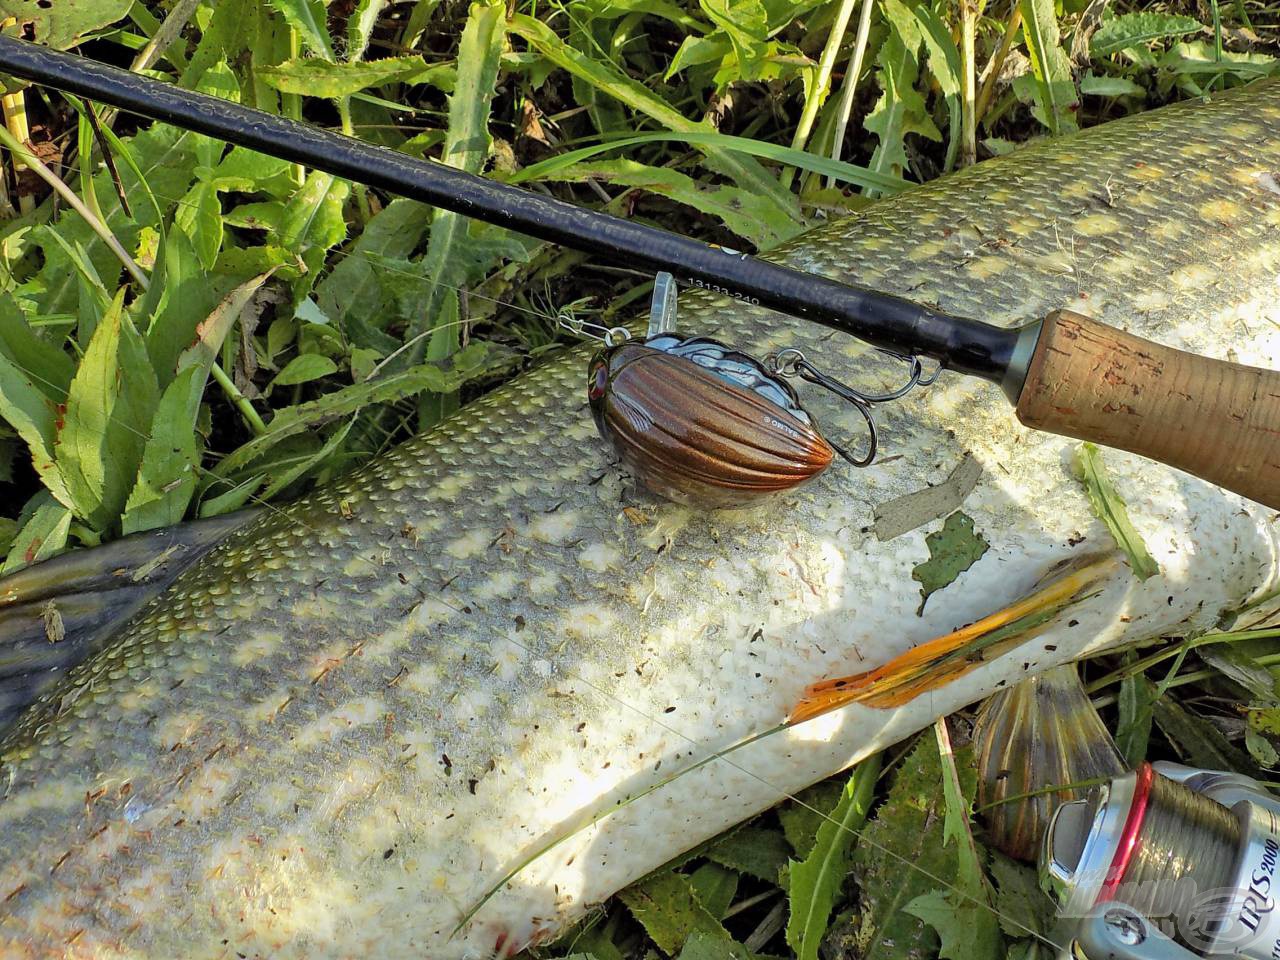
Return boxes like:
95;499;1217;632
1247;727;1279;769
1153;696;1256;775
199;473;265;517
347;0;390;61
0;350;71;508
271;353;338;388
785;755;881;960
266;0;336;60
210;146;297;195
904;888;1003;960
314;198;433;351
700;0;770;78
912;512;989;615
1200;645;1278;702
667;35;731;78
903;0;962;171
778;777;844;859
707;825;791;884
192;60;239;169
257;55;430;98
1160;41;1277;80
677;931;751;960
688;863;738;920
259;417;354;499
180;0;255;88
865;1;940;191
1073;443;1159;581
508;13;798;221
55;293;160;529
0;0;133;49
569;19;629;137
924;723;1000;958
144;227;223;385
0;292;73;400
280;171;350;284
1018;0;1078;134
1079;73;1147;97
617;870;731;956
225;201;287;234
391;0;505;426
176;272;276;380
1091;12;1202;57
121;366;203;534
174;181;224;271
544;159;801;247
37;125;198;319
2;494;72;574
852;737;964;960
989;852;1056;945
1116;673;1156;767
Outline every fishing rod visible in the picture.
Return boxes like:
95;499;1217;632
0;35;1276;510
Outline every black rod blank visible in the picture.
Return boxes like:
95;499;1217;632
0;35;1020;384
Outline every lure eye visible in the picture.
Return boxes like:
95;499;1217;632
588;359;609;401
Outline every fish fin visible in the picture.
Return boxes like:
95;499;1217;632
0;511;257;732
787;553;1122;723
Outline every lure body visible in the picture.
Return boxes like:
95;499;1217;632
588;334;834;508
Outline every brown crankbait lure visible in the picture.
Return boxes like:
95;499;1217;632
587;334;835;508
562;273;938;508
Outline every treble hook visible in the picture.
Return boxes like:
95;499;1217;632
765;347;940;468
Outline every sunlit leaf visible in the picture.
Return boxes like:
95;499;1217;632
258;55;430;98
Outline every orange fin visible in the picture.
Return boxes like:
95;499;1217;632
787;554;1121;724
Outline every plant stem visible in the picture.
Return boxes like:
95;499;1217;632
1;80;33;215
209;361;268;436
281;26;306;185
825;0;875;189
338;97;373;223
975;1;1022;125
783;0;861;189
0;123;149;290
961;0;978;167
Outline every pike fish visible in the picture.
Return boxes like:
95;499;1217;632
3;82;1280;960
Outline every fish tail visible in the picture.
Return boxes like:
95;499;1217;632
0;511;257;733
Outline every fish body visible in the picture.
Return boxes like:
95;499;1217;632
3;83;1280;959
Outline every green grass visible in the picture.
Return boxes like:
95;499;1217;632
0;1;1278;957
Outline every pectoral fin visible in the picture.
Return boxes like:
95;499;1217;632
0;511;257;733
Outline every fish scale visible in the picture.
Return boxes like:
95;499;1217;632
2;84;1280;958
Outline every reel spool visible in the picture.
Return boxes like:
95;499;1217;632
1042;762;1280;958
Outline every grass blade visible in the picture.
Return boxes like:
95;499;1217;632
1017;0;1077;134
508;12;800;223
784;753;881;960
507;130;909;194
402;0;505;366
1073;442;1159;581
265;0;335;60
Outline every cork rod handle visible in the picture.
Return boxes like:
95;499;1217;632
1014;310;1280;509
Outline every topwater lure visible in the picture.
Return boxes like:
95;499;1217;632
566;274;938;507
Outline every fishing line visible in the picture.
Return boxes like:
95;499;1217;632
0;121;1067;946
0;134;1071;955
0;344;1066;952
